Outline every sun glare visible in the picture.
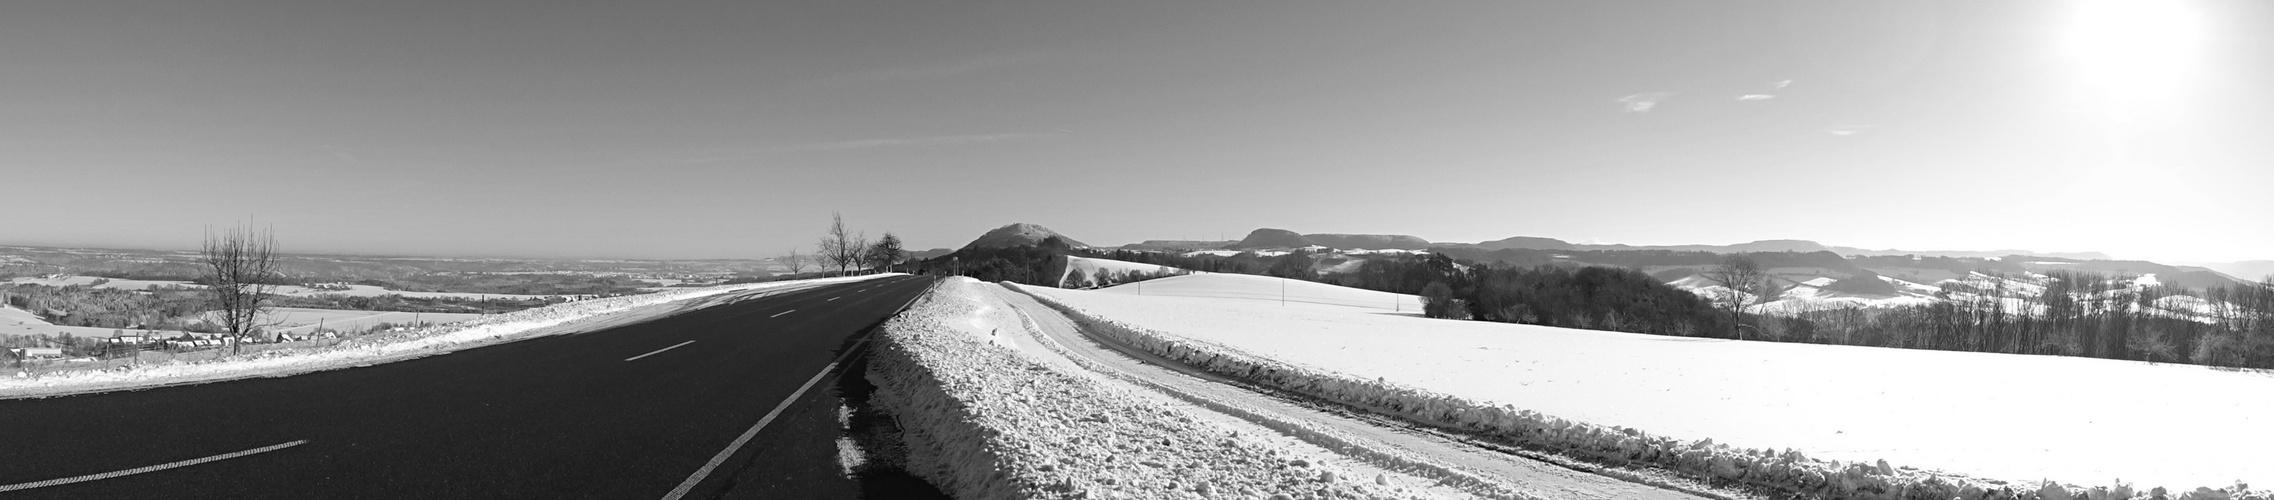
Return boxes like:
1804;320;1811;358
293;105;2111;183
2061;0;2204;98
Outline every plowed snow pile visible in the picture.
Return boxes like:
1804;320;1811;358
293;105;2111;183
1026;274;2274;497
866;277;1445;499
2;275;894;399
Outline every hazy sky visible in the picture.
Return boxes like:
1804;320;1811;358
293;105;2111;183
4;1;2269;262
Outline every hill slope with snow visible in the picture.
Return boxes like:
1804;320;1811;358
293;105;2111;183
961;222;1087;249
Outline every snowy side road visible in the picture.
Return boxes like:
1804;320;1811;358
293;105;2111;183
983;283;1724;500
866;277;1455;499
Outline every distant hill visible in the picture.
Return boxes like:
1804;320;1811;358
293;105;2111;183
1301;234;1432;250
960;223;1088;250
1230;229;1312;249
1440;237;1829;254
908;248;954;260
1462;236;1576;251
1118;240;1239;252
1829;246;2114;261
2191;260;2274;282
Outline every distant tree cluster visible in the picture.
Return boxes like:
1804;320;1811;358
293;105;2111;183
2;283;210;331
1339;254;1727;336
1762;271;2274;369
800;212;911;278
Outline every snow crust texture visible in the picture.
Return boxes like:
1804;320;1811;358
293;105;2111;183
1011;283;2270;500
1;275;894;399
865;278;1442;500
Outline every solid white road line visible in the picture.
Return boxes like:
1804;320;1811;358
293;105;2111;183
660;277;935;500
625;340;698;362
0;440;308;493
659;340;869;500
770;310;794;318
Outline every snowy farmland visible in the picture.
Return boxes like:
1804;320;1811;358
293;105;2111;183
1028;273;2274;493
1057;255;1187;288
1092;272;1425;312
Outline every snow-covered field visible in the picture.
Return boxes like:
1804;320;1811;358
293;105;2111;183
0;304;151;338
4;275;560;299
865;277;1444;499
268;283;560;300
1;275;894;399
263;307;485;333
1025;274;2274;498
1095;272;1424;312
1058;255;1187;288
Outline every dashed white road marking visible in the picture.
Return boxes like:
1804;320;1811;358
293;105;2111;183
0;440;308;493
770;310;794;318
625;340;697;362
827;297;839;301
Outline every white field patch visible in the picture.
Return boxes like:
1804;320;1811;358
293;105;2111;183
269;284;559;300
1097;273;1423;312
1028;274;2274;494
1058;256;1187;288
1;275;897;399
1;304;170;338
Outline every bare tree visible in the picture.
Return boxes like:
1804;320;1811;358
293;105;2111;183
781;249;809;276
819;212;859;276
866;232;904;273
202;223;280;354
1702;253;1767;339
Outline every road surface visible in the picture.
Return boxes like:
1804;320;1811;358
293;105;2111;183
0;275;944;500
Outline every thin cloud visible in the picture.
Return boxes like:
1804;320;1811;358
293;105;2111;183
1616;92;1675;113
1773;79;1794;89
1737;94;1776;101
1829;124;1875;136
823;52;1053;84
796;133;1051;151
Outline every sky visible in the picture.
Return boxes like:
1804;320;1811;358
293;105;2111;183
2;0;2269;262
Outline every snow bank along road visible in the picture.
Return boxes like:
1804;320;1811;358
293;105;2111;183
0;275;939;499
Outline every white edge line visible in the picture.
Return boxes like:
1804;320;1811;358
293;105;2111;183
624;340;698;362
660;340;862;500
0;440;308;493
770;310;794;318
660;277;936;500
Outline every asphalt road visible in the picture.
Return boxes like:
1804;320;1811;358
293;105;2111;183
0;274;946;500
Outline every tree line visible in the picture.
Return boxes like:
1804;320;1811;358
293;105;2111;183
1757;269;2274;369
775;212;907;279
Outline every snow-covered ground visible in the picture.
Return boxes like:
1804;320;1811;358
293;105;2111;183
0;304;154;338
1;275;895;399
263;308;485;333
4;275;561;299
1095;272;1424;312
1026;274;2274;498
866;277;1449;499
